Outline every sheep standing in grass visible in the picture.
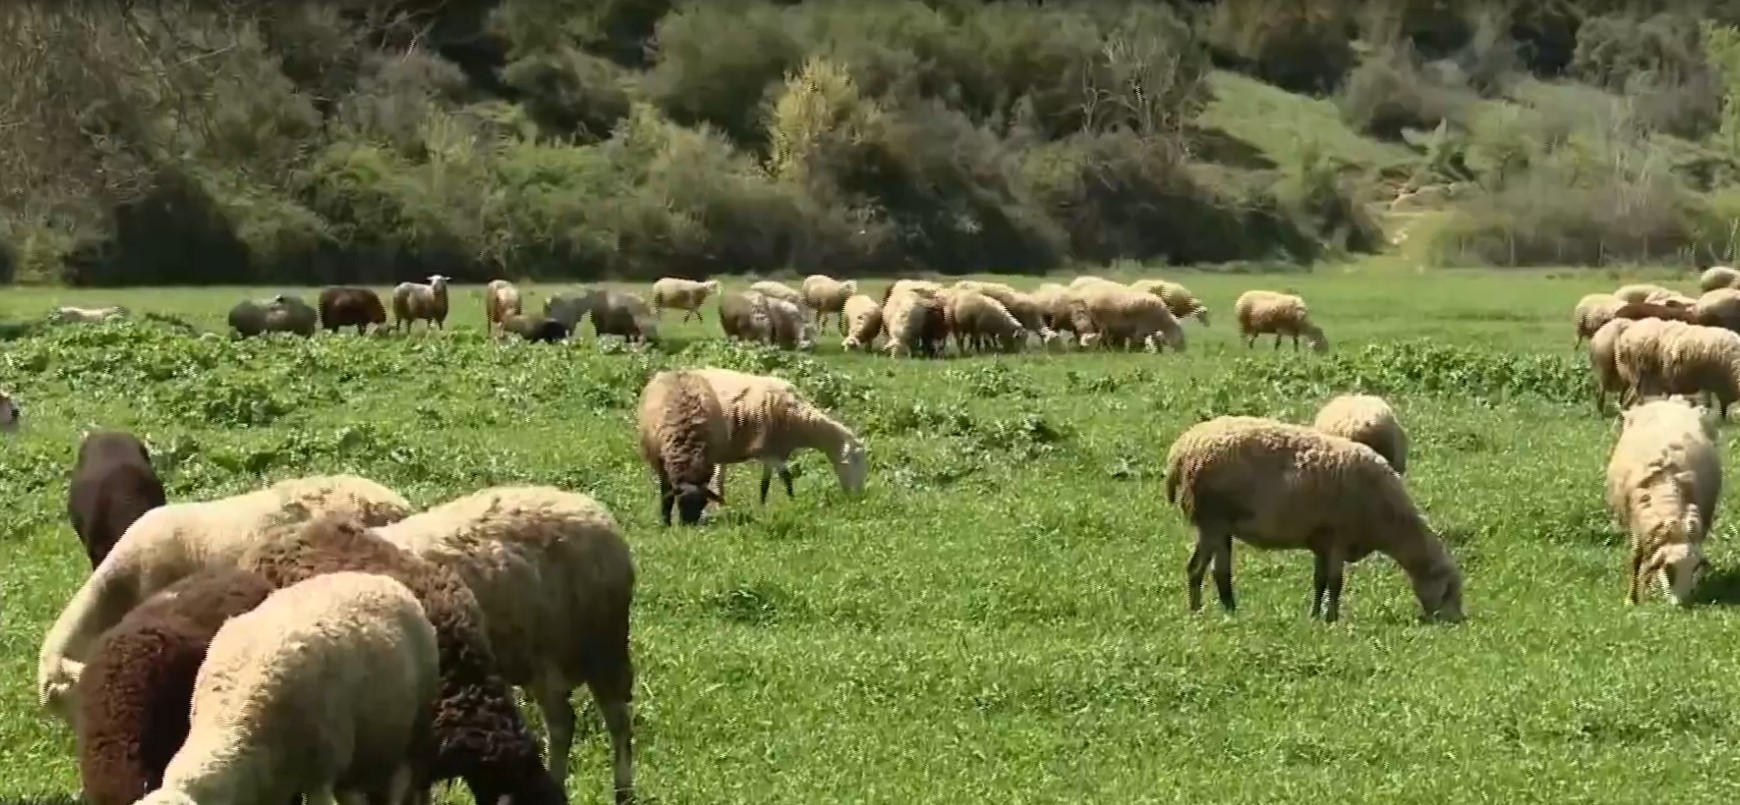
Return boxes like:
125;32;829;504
949;289;1026;354
636;370;727;525
719;290;775;344
591;290;660;344
1574;292;1627;348
1612;317;1677;404
651;277;721;323
1650;321;1740;418
766;295;817;351
36;475;413;722
1312;394;1408;474
1164;416;1464;623
375;486;636;800
52;306;128;324
135;571;440;805
957;281;1054;346
801;275;857;334
75;569;276;805
1078;284;1186;353
839;294;883;351
882;289;946;358
1131;279;1211;326
1606;397;1722;605
317;287;388;335
228;294;317;338
881;279;943;303
1589;318;1636;414
691;367;870;505
486;279;524;337
1234;290;1328;352
501;314;571;343
68;430;166;569
1701;266;1740;293
393;274;452;332
1032;282;1076;342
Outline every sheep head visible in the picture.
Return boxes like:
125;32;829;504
834;439;869;496
1647;538;1707;606
1304;324;1330;353
1192;306;1212;327
428;274;451;292
667;482;721;525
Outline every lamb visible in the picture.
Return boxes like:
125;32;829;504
650;277;721;323
1589;318;1635;414
52;305;128;324
801;275;858;334
228;294;317;338
690;367;870;505
486;279;524;336
374;486;636;801
839;294;883;351
134;571;440;805
1573;292;1626;348
1311;394;1408;474
1700;265;1740;293
1234;290;1328;352
1130;279;1211;326
749;280;807;312
1076;284;1186;353
636;370;727;525
75;569;277;805
239;515;567;805
501;313;571;343
1651;321;1740;418
36;474;414;722
392;274;452;332
316;287;388;335
68;430;167;569
1164;415;1464;623
1605;397;1722;605
590;290;660;344
0;390;17;433
948;289;1027;353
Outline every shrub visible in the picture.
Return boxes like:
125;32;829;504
1337;44;1479;140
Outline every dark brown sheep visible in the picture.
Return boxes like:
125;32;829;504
75;568;276;805
502;314;571;343
318;286;389;335
238;514;566;805
68;430;167;569
913;296;950;358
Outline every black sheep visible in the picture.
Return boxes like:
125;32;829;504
68;430;167;569
317;286;389;335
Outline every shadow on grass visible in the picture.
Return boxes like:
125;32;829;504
1694;566;1740;606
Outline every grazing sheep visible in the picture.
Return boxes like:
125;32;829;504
839;294;883;351
882;290;947;358
501;314;571;343
1031;282;1075;341
1131;279;1211;326
880;279;943;303
228;294;317;338
1076;284;1186;353
36;475;413;723
956;281;1054;345
949;289;1027;353
1694;288;1740;334
1589;318;1635;414
636;370;727;525
1615;283;1674;304
0;390;17;433
1311;394;1408;474
768;295;818;351
52;305;128;324
690;367;870;504
1234;290;1328;352
591;290;660;344
392;274;452;332
135;571;440;805
544;288;605;331
1606;397;1722;605
1069;275;1111;289
75;569;277;805
650;278;721;323
68;430;167;569
240;515;567;805
749;279;807;311
1574;292;1627;348
1612;317;1677;405
1651;321;1740;418
801;275;858;334
1164;416;1464;623
719;290;776;344
1701;266;1740;293
375;486;636;801
316;287;388;335
486;280;524;336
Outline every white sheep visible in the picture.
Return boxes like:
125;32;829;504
839;294;883;352
956;281;1054;346
1234;290;1328;352
880;289;926;357
36;475;413;723
1701;266;1740;293
1606;397;1722;605
484;279;522;336
1589;317;1635;414
766;295;818;351
1311;394;1408;474
1130;279;1210;326
1643;320;1740;417
801;275;858;334
1076;284;1186;353
948;289;1026;354
1693;287;1740;333
1164;415;1464;623
883;279;943;301
51;305;128;324
375;485;636;799
1573;292;1627;348
650;277;721;323
392;275;452;332
135;571;440;805
690;367;870;504
1615;283;1674;304
749;280;807;313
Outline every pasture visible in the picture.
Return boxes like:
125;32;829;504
4;265;1740;804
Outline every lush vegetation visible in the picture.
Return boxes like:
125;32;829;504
4;268;1740;803
13;1;1740;286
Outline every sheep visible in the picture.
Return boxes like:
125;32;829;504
1311;394;1408;474
543;288;605;331
1694;288;1740;334
591;290;660;344
718;290;776;344
1606;397;1722;606
636;370;727;526
1573;292;1627;348
880;279;943;303
36;474;414;723
1701;265;1740;293
1069;275;1111;289
501;313;571;343
1615;283;1675;304
1031;282;1075;341
749;280;807;312
690;367;870;505
1651;321;1740;418
839;294;883;351
1612;316;1677;405
1076;284;1186;353
134;571;440;805
801;275;858;334
650;277;721;323
228;294;317;338
240;514;567;805
75;569;277;805
1130;279;1211;326
315;287;388;336
1164;415;1464;623
949;289;1027;354
766;295;817;351
486;279;524;336
1234;290;1328;352
1589;318;1635;414
956;281;1055;345
374;486;636;801
392;274;452;332
881;289;947;358
51;305;128;324
68;430;166;569
0;390;17;433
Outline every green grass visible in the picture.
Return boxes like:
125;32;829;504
1196;70;1420;173
4;265;1740;804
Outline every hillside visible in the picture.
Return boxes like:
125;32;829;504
6;0;1740;285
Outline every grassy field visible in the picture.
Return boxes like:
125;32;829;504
6;264;1740;805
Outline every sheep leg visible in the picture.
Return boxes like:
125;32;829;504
778;464;794;499
1310;550;1329;618
1627;546;1646;605
530;671;577;781
1185;536;1211;612
578;648;637;805
1320;548;1347;623
657;473;676;527
1272;334;1282;350
758;462;774;505
1187;524;1233;612
1211;532;1236;612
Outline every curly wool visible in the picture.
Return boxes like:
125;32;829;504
636;370;728;525
1311;394;1408;474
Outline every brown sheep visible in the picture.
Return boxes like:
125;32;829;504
317;287;388;335
68;431;166;569
636;370;727;525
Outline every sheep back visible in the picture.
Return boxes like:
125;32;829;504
840;294;883;350
1700;266;1740;293
69;430;167;569
1311;394;1408;474
317;287;388;334
801;275;857;313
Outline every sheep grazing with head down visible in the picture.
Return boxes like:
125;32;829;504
636;370;727;526
228;294;317;338
1311;394;1408;474
501;313;571;343
690;367;870;505
591;290;661;345
948;289;1026;354
1701;266;1740;293
375;485;637;802
720;291;813;350
749;279;806;311
1076;284;1186;353
881;289;947;358
36;474;413;724
1606;397;1722;606
486;279;524;336
134;571;440;805
1234;290;1327;352
393;274;452;332
801;275;858;334
1130;279;1211;326
650;277;721;323
75;569;277;805
1164;416;1464;623
316;287;387;335
52;306;128;324
1574;292;1626;348
68;430;167;569
839;294;883;352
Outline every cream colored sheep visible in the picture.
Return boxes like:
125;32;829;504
1164;416;1463;623
1701;266;1740;293
51;306;128;324
484;279;523;337
839;294;883;351
375;486;636;799
881;279;943;303
135;571;439;805
1031;282;1075;344
1652;321;1740;418
749;280;807;311
392;275;452;332
956;281;1054;346
1069;275;1113;289
767;295;818;351
1311;394;1407;474
1606;397;1722;605
1694;288;1740;333
1574;292;1627;348
1615;283;1673;304
1589;317;1635;414
949;289;1027;353
651;277;721;323
35;475;413;723
1130;279;1211;326
636;370;727;526
1077;284;1186;353
691;367;869;504
881;290;927;357
1234;290;1328;352
1612;317;1677;405
801;275;858;334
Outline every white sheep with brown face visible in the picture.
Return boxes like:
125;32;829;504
1607;397;1722;606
